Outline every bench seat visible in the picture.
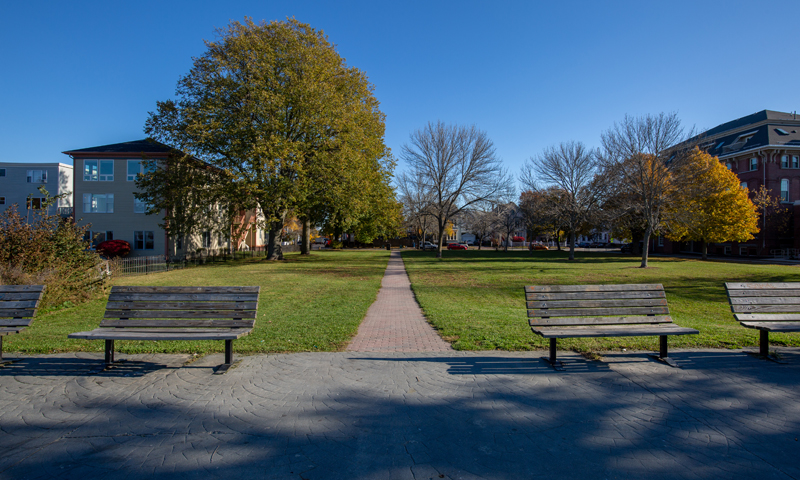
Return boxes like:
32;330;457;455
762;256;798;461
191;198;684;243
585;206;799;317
69;286;259;372
0;285;46;365
725;282;800;358
526;284;698;368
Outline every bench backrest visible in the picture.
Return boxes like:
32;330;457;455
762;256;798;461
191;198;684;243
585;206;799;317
102;286;259;329
526;284;672;327
0;285;46;328
725;282;800;322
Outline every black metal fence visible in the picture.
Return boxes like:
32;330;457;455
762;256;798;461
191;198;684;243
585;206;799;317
108;245;304;277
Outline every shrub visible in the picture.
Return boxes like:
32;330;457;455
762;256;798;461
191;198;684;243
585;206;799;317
96;239;131;258
0;192;105;307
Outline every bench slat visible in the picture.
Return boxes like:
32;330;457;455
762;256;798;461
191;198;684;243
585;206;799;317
0;319;33;327
1;327;26;335
527;299;667;309
729;297;800;305
725;282;800;291
525;284;663;294
530;315;673;326
731;305;800;314
0;293;47;301
0;300;41;309
100;319;255;328
111;286;259;293
526;291;665;301
105;310;256;319
727;290;800;298
105;301;258;310
69;328;252;340
739;322;800;332
0;285;46;293
0;309;36;318
734;313;800;322
532;325;699;338
528;306;669;317
108;293;259;302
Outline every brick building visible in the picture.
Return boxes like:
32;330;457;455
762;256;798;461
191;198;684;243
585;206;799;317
656;109;800;257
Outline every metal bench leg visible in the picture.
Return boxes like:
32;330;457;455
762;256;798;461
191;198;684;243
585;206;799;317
649;336;679;367
214;340;235;375
760;330;769;357
104;339;115;366
542;338;564;371
225;340;233;365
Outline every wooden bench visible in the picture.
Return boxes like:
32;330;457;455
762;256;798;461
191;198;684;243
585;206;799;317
526;284;699;368
1;285;46;365
69;286;259;373
725;282;800;359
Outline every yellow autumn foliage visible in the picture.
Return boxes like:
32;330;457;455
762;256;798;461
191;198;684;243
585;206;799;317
664;148;759;244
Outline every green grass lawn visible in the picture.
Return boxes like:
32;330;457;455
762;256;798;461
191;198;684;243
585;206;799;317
401;249;800;353
6;250;390;355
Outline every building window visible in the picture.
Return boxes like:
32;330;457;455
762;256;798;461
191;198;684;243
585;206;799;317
724;246;732;255
741;181;748;190
0;168;5;177
726;163;733;170
84;160;114;181
202;231;211;248
794;156;800;169
26;170;47;183
781;179;789;202
657;236;664;247
176;236;183;250
134;231;154;250
133;197;150;214
127;160;156;181
27;197;46;209
82;193;114;213
0;197;4;205
782;155;790;168
749;158;758;171
84;230;113;246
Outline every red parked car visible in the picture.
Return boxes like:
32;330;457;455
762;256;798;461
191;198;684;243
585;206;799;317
447;243;468;250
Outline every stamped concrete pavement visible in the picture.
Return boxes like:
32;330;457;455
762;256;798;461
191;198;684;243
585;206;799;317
2;349;800;479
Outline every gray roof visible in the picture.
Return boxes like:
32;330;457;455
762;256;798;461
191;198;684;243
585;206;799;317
684;110;800;157
62;138;176;155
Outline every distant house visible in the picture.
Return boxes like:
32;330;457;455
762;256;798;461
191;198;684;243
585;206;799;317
660;109;800;257
0;162;73;218
62;139;264;258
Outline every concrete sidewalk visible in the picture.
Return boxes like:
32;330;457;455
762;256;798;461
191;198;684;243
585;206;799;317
2;348;800;479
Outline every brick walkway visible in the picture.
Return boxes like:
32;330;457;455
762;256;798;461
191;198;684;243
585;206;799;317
347;250;452;352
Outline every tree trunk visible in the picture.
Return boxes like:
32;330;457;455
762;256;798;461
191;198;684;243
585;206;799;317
267;221;284;261
701;240;708;260
568;231;575;261
436;223;445;258
640;228;652;268
300;217;311;255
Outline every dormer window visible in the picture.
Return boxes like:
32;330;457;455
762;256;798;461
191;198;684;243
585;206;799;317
736;131;758;144
776;128;790;135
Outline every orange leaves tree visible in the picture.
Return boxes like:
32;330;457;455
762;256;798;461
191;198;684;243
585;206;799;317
663;149;759;259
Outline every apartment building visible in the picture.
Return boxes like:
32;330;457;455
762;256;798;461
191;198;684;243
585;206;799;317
62;138;264;258
0;162;73;218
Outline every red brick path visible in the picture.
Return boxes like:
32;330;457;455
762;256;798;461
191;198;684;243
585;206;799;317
347;250;452;352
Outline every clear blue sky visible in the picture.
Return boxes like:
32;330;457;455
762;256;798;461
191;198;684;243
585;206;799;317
2;0;798;185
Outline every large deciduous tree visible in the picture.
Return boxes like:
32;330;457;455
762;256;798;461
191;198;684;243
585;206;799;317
521;141;605;260
144;18;393;260
663;148;759;259
401;121;511;258
600;112;691;267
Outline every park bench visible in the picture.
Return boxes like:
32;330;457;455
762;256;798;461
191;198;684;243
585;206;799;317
725;282;800;360
69;286;259;373
525;284;699;369
1;285;46;365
